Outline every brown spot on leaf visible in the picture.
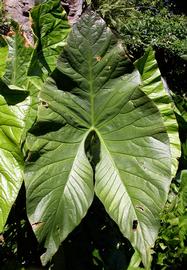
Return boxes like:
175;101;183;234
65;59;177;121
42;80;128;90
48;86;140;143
32;221;44;230
136;205;144;212
96;55;102;62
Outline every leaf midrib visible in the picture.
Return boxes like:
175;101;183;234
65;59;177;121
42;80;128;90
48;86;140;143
87;41;95;127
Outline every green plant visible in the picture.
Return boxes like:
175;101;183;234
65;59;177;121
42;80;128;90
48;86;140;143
92;0;187;57
151;92;187;269
153;170;187;269
92;0;187;102
120;12;187;57
0;1;181;269
91;0;137;28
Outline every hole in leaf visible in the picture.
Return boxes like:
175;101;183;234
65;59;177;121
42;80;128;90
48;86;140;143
41;100;49;108
132;220;138;231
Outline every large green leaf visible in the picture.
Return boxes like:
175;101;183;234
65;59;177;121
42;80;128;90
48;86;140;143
0;0;70;235
29;0;70;77
23;0;71;137
0;81;27;232
3;33;34;89
26;116;94;265
0;27;36;232
0;29;40;143
95;89;171;268
135;49;181;177
25;0;71;139
26;10;172;267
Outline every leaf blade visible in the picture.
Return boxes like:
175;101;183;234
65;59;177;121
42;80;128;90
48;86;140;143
95;87;171;267
135;48;181;177
30;0;70;75
3;33;34;89
26;125;94;265
25;9;172;267
0;87;25;232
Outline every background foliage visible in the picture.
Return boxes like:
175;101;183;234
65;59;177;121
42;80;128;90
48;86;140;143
92;0;187;96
